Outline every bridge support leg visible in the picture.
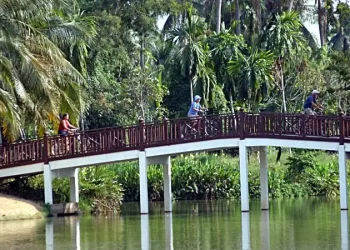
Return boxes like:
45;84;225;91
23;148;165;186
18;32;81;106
139;152;149;214
163;156;172;212
44;164;53;205
259;147;269;210
239;140;249;212
70;169;79;203
339;145;348;210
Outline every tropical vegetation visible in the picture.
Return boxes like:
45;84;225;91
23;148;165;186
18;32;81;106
1;0;350;137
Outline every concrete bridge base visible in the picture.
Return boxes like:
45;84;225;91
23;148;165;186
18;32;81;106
51;203;79;216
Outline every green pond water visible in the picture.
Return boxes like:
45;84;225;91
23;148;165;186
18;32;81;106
0;198;348;250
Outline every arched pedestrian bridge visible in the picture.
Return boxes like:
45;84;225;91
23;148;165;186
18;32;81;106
1;111;350;213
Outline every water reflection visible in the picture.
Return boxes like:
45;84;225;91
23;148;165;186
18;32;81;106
45;217;81;250
260;211;270;250
164;214;174;250
241;211;270;250
45;220;54;250
241;213;250;250
141;215;150;250
341;210;348;250
36;200;350;250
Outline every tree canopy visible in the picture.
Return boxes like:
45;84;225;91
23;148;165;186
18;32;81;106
2;0;350;138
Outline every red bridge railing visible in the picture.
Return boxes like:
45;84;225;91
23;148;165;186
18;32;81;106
0;111;349;169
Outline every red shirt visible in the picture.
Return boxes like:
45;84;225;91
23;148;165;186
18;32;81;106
58;120;69;131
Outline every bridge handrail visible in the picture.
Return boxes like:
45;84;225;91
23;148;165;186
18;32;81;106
1;111;349;169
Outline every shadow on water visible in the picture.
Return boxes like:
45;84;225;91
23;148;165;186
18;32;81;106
1;198;350;249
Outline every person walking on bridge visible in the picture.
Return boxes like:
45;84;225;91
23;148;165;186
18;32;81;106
303;90;324;115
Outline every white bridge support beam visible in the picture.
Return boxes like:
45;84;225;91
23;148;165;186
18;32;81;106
339;145;348;210
163;156;172;212
139;152;149;214
259;147;269;210
239;140;249;212
140;155;173;214
52;168;80;203
70;169;79;203
44;164;53;205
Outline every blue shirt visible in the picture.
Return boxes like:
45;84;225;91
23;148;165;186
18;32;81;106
188;102;201;116
304;95;316;109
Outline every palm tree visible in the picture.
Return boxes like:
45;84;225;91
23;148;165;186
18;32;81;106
0;0;92;139
166;9;214;102
228;49;275;110
260;12;308;113
206;28;247;112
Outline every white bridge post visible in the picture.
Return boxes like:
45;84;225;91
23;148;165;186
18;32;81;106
339;145;348;210
163;156;172;212
239;140;249;212
139;152;149;214
44;164;53;205
259;146;269;210
70;168;80;203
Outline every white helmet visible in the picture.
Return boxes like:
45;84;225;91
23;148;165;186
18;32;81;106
194;95;201;101
311;90;320;94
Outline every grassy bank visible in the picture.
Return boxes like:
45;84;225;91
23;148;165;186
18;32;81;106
0;149;342;213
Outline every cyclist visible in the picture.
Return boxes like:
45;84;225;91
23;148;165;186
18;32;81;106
57;113;79;154
187;95;206;131
58;113;78;136
303;90;324;115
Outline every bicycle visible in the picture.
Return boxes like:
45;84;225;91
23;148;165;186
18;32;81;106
180;109;220;140
303;107;332;137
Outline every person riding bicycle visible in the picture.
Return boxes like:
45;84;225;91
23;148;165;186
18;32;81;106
303;90;324;115
187;95;206;130
58;113;78;136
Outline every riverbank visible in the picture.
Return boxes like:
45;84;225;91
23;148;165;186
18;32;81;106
0;194;43;221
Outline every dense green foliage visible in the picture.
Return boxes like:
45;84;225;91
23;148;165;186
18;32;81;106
3;0;350;138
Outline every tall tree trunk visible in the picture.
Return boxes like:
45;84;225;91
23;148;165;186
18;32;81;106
235;0;241;35
140;34;145;68
317;0;327;47
229;91;234;114
190;77;194;102
216;0;222;33
280;63;287;113
287;0;294;12
252;0;261;32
